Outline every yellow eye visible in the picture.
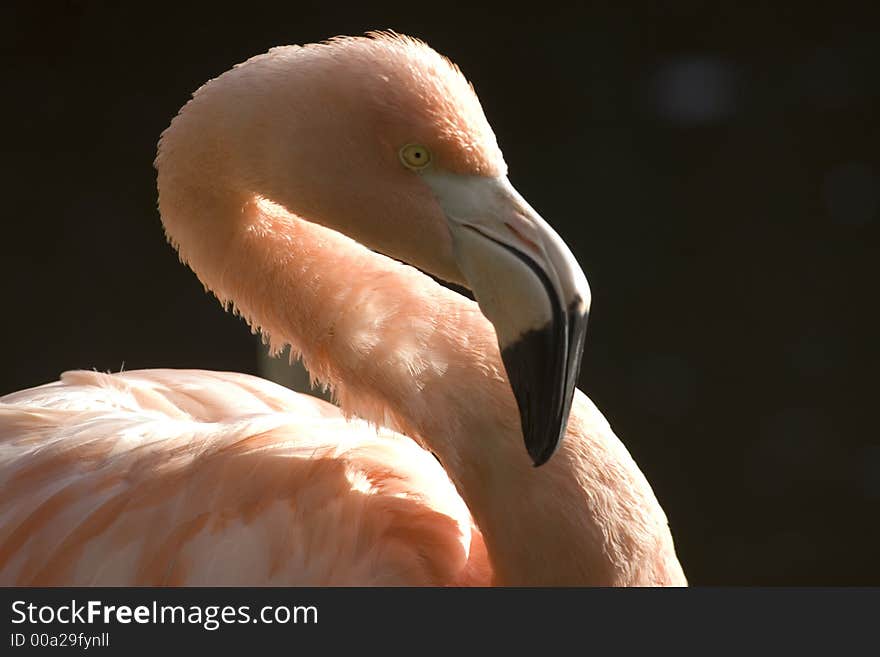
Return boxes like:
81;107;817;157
399;144;431;170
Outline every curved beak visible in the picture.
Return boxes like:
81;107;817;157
423;173;591;466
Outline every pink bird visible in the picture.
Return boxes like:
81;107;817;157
0;33;686;586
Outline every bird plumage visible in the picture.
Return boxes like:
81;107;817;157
0;33;686;586
0;369;488;585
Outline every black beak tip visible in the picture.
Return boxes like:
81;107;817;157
527;432;561;467
529;450;552;468
501;304;588;469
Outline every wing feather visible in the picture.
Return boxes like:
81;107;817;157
0;369;485;585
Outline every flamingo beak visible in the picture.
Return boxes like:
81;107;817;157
422;173;591;466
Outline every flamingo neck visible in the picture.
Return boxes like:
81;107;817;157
155;103;683;588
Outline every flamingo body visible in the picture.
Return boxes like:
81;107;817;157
1;369;488;585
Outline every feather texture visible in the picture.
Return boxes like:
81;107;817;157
0;369;487;585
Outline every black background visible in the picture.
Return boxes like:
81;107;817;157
2;2;878;584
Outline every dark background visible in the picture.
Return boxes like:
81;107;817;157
2;2;877;584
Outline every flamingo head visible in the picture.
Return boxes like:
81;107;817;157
354;34;592;466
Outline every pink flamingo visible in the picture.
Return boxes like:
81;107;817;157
0;33;685;586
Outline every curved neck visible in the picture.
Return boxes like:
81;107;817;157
156;103;682;588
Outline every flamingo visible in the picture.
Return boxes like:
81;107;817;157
0;33;686;586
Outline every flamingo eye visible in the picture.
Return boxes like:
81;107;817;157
399;144;431;170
